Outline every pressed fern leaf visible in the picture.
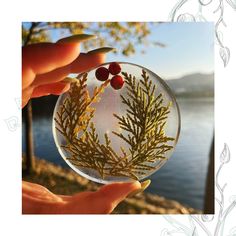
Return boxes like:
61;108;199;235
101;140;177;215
54;69;175;180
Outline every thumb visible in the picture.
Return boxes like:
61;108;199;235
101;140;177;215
68;181;141;214
98;181;141;201
94;180;151;213
91;181;141;214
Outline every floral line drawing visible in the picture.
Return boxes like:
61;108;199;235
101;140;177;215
161;143;236;236
4;116;20;132
15;97;21;110
4;98;21;132
169;0;236;67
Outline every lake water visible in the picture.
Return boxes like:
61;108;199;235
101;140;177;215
22;98;214;210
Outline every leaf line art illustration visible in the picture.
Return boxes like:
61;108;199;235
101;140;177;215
162;143;236;236
169;0;235;67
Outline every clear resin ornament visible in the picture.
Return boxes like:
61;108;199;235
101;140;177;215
52;62;180;184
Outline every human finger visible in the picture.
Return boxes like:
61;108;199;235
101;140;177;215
31;81;70;98
64;181;141;214
22;34;95;90
32;47;115;87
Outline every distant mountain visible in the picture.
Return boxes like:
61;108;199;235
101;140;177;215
165;73;214;98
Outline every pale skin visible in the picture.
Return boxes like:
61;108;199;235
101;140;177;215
22;40;141;214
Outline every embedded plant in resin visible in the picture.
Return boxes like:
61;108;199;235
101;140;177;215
53;62;180;183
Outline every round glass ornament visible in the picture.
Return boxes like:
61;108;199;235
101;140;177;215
52;62;180;184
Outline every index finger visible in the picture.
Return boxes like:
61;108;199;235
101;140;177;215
22;34;96;90
22;42;80;89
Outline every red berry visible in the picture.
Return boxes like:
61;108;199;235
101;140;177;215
108;62;121;75
95;67;109;81
110;75;124;90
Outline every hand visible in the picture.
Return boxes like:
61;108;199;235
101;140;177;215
22;34;142;214
22;181;141;214
22;34;114;107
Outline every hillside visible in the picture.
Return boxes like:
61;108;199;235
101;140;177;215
165;73;214;98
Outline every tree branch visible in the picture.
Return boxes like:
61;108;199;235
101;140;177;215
24;22;40;46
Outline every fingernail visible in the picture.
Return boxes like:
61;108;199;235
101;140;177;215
57;34;96;43
63;77;78;83
88;47;116;54
127;179;151;198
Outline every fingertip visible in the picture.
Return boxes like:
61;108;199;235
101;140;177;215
97;181;141;201
59;82;71;94
120;181;142;192
90;181;141;213
127;179;151;198
124;181;142;195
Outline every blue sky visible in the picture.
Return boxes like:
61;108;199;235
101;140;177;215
23;22;214;79
105;23;214;79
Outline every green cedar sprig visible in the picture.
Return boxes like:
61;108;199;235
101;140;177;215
54;69;175;180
